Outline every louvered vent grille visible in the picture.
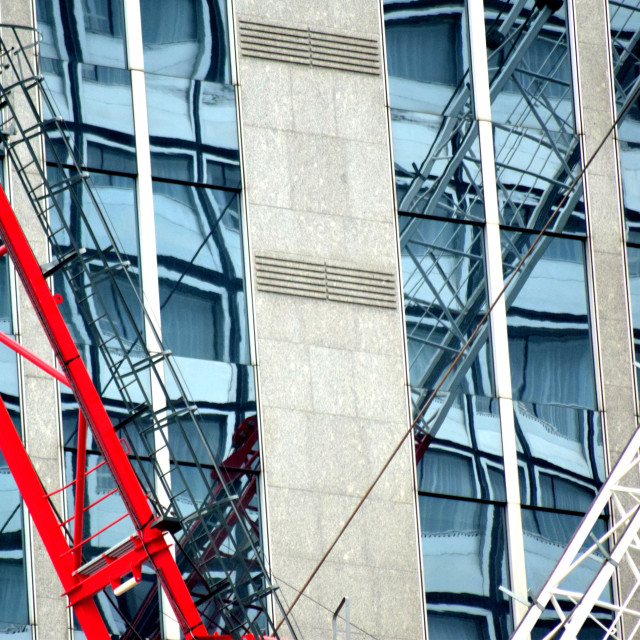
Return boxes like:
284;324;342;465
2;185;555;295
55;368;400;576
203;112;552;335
238;20;380;75
255;255;396;309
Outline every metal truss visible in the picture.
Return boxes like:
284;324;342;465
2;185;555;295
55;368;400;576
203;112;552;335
0;24;296;640
509;426;640;639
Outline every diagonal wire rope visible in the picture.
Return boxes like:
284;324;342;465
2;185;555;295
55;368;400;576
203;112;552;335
272;574;381;640
275;61;640;633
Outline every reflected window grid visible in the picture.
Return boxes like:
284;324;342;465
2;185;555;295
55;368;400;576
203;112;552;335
385;2;603;638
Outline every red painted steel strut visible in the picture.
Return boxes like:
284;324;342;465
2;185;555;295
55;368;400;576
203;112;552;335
0;186;216;638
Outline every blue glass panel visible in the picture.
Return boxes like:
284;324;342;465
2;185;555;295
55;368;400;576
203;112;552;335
502;233;596;409
494;124;585;234
619;140;640;242
42;60;135;173
420;495;510;640
50;170;143;360
146;75;240;189
514;402;604;511
0;257;13;335
486;1;575;133
401;216;494;398
37;0;126;69
141;0;231;82
392;111;484;220
610;1;640;128
627;246;640;399
522;509;611;629
0;346;30;637
416;392;503;502
384;1;468;116
153;183;249;365
524;508;598;592
165;362;256;466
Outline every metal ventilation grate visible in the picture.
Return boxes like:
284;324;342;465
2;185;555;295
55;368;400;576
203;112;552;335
238;19;380;75
255;255;396;308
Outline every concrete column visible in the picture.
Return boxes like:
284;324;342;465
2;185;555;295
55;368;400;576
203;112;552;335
573;0;638;635
0;2;69;639
573;0;637;471
233;2;427;639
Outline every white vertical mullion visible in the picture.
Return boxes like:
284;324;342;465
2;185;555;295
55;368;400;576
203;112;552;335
467;0;528;626
123;2;179;638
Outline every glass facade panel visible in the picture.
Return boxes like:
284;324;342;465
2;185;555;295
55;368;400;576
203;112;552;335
153;182;249;364
610;1;640;128
502;233;595;409
393;113;484;220
37;0;127;68
485;0;575;133
514;403;603;510
522;509;610;609
0;348;30;637
385;0;469;115
387;1;604;633
42;60;134;172
401;216;494;399
494;124;585;234
0;161;32;637
146;74;240;188
420;495;510;640
417;392;503;502
140;0;231;82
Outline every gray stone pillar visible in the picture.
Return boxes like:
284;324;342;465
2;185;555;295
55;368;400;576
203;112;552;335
574;0;638;635
0;2;69;638
233;2;427;639
573;0;637;474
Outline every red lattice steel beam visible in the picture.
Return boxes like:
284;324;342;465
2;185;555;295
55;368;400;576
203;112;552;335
0;186;215;638
0;395;112;640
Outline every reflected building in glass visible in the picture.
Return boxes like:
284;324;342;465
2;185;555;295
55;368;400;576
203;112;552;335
0;0;637;639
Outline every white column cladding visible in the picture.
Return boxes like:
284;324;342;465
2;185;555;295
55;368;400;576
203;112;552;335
234;1;426;639
122;2;179;638
467;0;529;625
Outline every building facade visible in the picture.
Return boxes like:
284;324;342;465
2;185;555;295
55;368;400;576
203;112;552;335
0;0;637;639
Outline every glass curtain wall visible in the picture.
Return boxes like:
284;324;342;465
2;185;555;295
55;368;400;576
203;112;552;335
35;1;257;637
0;158;32;638
384;1;605;638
